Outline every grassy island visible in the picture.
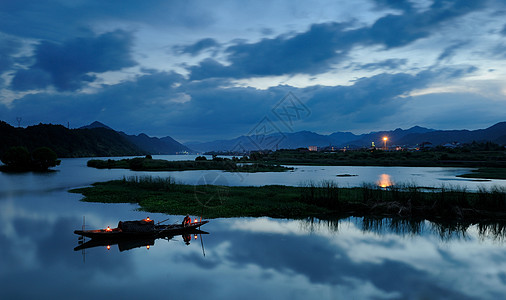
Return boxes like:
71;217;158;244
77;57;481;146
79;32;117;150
87;157;292;173
70;176;506;221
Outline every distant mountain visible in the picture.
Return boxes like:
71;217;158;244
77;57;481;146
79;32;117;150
79;121;113;130
186;126;435;152
185;122;506;152
344;126;435;148
0;120;193;158
0;121;146;158
397;122;506;146
79;121;193;155
186;131;341;152
121;132;193;155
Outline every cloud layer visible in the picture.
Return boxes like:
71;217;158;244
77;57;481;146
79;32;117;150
1;0;506;141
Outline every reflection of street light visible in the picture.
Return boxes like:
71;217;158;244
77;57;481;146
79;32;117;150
383;136;388;150
377;173;393;188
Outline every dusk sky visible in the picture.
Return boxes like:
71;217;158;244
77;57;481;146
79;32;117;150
1;0;506;142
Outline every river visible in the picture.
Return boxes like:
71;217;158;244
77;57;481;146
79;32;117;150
1;156;505;299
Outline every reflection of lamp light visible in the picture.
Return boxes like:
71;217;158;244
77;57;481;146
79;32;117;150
377;174;393;188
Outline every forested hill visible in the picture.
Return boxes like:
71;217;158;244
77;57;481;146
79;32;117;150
0;121;146;158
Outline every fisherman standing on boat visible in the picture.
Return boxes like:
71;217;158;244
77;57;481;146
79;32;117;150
182;215;191;227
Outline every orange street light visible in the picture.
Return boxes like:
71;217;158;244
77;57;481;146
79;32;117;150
383;137;388;150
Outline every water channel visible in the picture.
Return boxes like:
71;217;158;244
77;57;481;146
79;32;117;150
1;156;505;299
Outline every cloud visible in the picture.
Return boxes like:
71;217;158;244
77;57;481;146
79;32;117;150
371;0;414;12
10;68;53;90
1;65;479;141
492;43;506;59
437;41;469;61
0;0;215;41
0;35;23;73
11;30;137;91
174;38;220;56
189;22;353;80
385;91;506;130
352;58;407;71
188;0;485;80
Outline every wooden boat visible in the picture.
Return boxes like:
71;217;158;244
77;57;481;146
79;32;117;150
74;217;209;239
74;228;209;252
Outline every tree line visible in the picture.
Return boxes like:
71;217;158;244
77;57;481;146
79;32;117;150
1;146;60;171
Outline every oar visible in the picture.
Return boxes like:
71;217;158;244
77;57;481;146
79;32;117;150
200;233;206;257
156;217;171;225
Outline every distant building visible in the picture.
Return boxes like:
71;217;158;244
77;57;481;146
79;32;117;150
308;146;318;152
442;142;460;148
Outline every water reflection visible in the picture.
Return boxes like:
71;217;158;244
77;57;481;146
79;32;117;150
222;217;506;299
75;230;208;252
377;173;393;188
302;216;506;242
3;158;506;299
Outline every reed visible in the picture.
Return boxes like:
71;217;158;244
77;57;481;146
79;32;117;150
121;175;179;191
71;177;506;221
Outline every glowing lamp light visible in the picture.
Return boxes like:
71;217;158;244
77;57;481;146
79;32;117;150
146;245;150;250
194;235;198;240
106;226;112;232
382;136;388;150
146;217;150;221
194;219;198;223
107;245;111;250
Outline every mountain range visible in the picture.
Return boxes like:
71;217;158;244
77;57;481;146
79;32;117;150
185;122;506;152
0;121;191;158
82;121;192;155
2;120;505;157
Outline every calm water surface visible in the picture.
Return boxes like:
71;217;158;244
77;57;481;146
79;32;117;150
1;156;506;299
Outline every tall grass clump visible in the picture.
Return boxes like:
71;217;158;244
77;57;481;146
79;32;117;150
360;183;384;204
300;180;340;210
475;186;506;211
122;175;178;191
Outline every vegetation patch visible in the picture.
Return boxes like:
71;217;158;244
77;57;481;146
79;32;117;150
87;156;292;173
70;176;506;221
0;146;60;172
457;168;506;180
241;145;506;170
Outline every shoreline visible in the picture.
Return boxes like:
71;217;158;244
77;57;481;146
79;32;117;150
84;156;506;180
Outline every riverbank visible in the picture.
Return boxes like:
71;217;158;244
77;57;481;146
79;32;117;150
253;148;506;169
457;167;506;180
70;176;506;221
87;157;292;172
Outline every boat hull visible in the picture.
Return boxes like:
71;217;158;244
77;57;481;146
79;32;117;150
74;221;209;239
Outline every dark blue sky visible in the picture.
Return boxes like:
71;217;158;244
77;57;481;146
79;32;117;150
1;0;506;142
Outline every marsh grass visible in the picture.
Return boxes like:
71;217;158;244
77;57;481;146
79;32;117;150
299;181;506;221
71;176;506;221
